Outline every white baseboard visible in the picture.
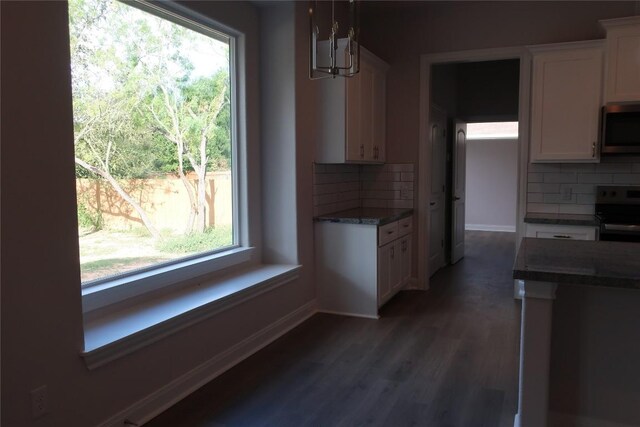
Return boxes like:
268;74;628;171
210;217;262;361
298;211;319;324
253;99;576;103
98;299;318;427
403;277;421;290
465;224;516;232
549;412;639;427
316;309;379;320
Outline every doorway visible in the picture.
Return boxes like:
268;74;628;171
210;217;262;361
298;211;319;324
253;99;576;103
420;54;528;281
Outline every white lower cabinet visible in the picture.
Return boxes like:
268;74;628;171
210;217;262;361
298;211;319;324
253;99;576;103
316;216;413;319
525;223;597;241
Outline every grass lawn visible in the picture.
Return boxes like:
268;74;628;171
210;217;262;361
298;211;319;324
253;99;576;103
79;225;233;283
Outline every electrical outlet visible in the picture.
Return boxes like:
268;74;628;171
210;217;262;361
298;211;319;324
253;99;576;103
31;385;48;419
562;186;572;201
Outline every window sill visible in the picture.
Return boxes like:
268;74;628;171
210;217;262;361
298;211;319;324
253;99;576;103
81;264;301;370
82;246;255;313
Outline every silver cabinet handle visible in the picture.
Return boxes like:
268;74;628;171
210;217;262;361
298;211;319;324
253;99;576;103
592;142;596;158
553;235;572;239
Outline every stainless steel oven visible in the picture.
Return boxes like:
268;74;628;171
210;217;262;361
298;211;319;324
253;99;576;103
601;103;640;155
596;186;640;242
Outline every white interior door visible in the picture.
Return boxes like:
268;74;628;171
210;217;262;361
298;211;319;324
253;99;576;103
429;106;447;276
451;121;467;264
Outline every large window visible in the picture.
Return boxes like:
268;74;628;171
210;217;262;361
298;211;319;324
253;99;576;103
68;0;238;287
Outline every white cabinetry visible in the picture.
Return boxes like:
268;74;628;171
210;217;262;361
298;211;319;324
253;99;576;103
525;223;597;241
316;43;389;164
316;215;413;318
529;41;604;162
601;16;640;103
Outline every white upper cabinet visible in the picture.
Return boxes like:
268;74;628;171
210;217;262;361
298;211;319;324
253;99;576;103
529;41;604;163
601;16;640;103
316;42;389;164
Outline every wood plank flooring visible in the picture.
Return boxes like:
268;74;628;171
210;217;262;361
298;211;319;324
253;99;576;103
147;231;521;427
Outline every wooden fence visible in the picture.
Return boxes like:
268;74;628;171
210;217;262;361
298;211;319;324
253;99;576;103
76;171;232;232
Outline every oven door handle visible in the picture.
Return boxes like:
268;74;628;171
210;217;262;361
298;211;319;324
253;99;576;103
603;223;640;232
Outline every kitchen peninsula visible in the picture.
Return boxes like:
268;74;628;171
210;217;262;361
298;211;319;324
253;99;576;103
513;238;640;427
315;208;414;319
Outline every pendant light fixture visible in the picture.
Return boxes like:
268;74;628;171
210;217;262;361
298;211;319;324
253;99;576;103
309;0;360;79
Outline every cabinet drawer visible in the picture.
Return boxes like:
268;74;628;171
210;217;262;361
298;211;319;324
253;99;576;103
398;216;413;237
525;224;597;241
379;221;399;247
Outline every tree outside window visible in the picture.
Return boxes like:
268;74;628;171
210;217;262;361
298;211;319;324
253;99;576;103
68;0;235;284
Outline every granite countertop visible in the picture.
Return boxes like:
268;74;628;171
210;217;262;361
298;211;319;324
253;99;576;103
513;238;640;290
524;213;599;227
314;208;413;226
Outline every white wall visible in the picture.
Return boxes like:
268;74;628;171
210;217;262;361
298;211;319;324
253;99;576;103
465;138;518;232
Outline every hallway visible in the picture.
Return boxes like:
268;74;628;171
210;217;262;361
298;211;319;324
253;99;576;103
149;231;521;427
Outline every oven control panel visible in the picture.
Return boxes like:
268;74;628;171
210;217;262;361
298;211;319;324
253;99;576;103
596;186;640;205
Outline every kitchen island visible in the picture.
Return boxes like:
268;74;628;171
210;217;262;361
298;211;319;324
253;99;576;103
513;238;640;427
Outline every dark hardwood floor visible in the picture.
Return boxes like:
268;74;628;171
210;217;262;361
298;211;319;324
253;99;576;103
148;231;521;427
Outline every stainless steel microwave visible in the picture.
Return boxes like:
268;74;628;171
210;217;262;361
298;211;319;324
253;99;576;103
601;103;640;154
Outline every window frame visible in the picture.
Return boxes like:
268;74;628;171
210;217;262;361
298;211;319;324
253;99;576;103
77;0;254;314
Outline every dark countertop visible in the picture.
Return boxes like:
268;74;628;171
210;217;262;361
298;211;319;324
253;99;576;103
524;213;599;227
513;238;640;290
314;208;413;226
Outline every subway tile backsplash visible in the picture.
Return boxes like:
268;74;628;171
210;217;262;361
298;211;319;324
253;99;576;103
527;158;640;214
313;163;415;216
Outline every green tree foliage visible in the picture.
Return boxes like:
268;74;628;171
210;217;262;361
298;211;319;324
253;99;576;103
69;0;232;235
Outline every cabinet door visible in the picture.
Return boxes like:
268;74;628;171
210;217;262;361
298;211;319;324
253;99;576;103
400;234;412;285
605;23;640;102
377;241;392;305
389;240;402;294
345;72;362;162
530;43;603;162
346;51;387;163
372;66;386;162
359;61;375;161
